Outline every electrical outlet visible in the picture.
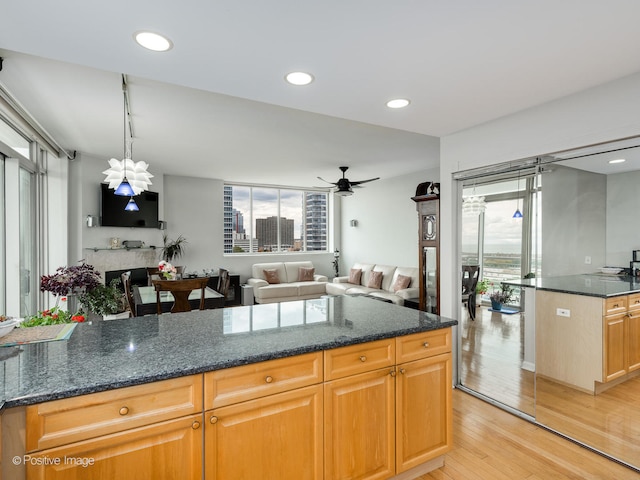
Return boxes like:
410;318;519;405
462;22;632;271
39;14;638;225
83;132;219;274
585;256;592;265
556;308;570;317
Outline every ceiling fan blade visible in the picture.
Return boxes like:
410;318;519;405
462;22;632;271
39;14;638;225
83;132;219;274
317;176;338;185
350;177;380;186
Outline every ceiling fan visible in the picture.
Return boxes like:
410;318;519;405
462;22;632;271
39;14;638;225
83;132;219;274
317;166;380;196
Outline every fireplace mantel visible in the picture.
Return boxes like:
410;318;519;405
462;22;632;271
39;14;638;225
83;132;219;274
84;247;159;281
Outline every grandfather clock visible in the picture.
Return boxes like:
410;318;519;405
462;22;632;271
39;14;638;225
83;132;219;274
412;182;440;314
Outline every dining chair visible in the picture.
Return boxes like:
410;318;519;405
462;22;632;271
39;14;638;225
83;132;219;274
152;277;209;314
121;271;136;318
461;265;480;320
216;268;231;299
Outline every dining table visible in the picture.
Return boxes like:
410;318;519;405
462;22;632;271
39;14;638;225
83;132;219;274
132;284;225;316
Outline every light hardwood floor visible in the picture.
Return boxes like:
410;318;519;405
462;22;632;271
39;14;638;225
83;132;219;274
456;303;639;477
459;305;535;415
419;389;639;479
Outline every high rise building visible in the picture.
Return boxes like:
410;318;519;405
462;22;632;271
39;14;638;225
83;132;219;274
232;208;245;234
256;216;294;251
223;185;233;253
304;193;327;251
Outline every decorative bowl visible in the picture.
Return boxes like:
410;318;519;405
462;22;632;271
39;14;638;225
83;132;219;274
599;267;623;275
0;317;19;338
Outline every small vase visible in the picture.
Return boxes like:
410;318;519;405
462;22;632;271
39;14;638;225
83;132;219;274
491;299;503;311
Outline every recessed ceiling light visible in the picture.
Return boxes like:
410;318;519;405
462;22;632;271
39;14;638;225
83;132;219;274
285;72;314;86
134;31;173;52
386;98;410;109
608;158;626;164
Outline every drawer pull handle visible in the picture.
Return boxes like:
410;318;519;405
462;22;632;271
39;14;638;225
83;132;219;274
613;304;619;308
192;421;201;430
210;416;218;424
399;368;406;375
389;369;396;377
265;375;274;383
359;355;367;362
119;406;129;416
423;342;430;348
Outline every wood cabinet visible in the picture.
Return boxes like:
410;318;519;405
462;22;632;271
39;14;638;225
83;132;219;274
205;385;323;480
26;414;203;480
23;375;203;479
395;331;452;473
8;330;452;480
204;352;324;480
324;340;396;480
324;331;452;479
412;185;440;314
604;294;640;382
628;300;640;373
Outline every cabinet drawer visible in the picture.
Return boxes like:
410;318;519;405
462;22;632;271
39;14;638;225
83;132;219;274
605;296;627;315
26;375;203;452
324;339;395;380
628;294;640;311
205;352;323;409
396;328;451;364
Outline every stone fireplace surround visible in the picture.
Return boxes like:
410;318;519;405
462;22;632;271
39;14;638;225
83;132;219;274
84;248;159;287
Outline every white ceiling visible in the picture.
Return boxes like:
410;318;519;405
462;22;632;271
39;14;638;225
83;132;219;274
1;1;640;187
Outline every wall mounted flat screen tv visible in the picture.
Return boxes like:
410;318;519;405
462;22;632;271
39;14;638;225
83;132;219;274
100;183;159;228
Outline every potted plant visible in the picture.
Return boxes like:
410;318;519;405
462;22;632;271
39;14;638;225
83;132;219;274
40;262;102;314
78;279;129;320
489;282;514;311
161;234;187;263
476;279;490;296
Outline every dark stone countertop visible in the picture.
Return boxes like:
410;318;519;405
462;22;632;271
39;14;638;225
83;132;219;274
0;295;457;409
504;274;640;298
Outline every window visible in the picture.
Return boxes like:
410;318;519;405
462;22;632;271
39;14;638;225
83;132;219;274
224;184;328;254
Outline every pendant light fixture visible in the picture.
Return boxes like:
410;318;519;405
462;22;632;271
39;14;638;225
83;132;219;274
125;197;139;211
513;171;523;219
104;74;153;199
114;76;135;197
462;184;486;216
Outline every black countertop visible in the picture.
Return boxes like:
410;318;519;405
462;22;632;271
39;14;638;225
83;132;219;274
505;274;640;298
0;295;457;409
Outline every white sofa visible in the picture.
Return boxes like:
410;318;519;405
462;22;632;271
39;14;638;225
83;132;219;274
247;261;329;304
325;262;419;305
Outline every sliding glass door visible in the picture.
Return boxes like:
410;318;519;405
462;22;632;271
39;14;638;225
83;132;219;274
459;171;539;417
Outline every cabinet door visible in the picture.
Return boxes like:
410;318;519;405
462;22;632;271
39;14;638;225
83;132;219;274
205;384;323;480
26;414;203;480
604;313;627;381
396;353;452;473
324;368;395;480
628;310;640;373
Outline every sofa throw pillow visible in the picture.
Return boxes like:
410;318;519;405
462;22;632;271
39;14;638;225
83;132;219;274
367;271;383;289
392;274;412;292
298;267;315;282
349;268;362;285
263;269;281;284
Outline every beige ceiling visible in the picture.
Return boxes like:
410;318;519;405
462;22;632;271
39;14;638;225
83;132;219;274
1;1;640;186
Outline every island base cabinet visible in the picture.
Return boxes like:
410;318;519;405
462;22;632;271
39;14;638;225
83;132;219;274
604;313;627;382
25;414;203;480
324;368;396;480
628;310;640;373
205;384;323;480
396;353;452;473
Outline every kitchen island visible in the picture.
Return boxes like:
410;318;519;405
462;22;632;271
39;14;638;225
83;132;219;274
0;295;457;479
526;274;640;394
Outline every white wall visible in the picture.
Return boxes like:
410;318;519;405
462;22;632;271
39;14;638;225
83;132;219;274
541;165;606;276
163;174;335;282
69;152;167;269
440;71;640;319
607;170;640;267
339;167;440;273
